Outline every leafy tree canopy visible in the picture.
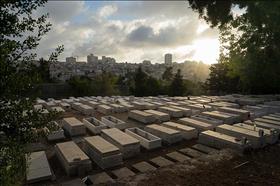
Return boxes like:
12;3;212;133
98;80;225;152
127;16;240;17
188;0;280;94
0;0;63;185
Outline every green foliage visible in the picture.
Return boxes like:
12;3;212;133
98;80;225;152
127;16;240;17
205;62;240;95
169;69;186;96
162;67;174;81
68;72;119;97
0;0;63;185
133;67;164;96
188;0;280;94
116;72;135;96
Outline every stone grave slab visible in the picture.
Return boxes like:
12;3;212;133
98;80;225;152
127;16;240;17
132;161;157;173
112;167;136;179
166;151;190;163
191;144;218;154
149;156;174;167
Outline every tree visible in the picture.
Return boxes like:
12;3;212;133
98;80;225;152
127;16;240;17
134;67;148;96
188;0;280;94
162;67;174;81
169;69;186;96
205;62;240;95
0;1;63;185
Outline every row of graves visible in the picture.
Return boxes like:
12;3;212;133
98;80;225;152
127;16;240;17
26;95;280;185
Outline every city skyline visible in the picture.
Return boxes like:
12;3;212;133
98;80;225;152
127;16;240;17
35;1;221;64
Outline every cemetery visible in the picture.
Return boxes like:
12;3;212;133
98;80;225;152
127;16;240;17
24;95;280;185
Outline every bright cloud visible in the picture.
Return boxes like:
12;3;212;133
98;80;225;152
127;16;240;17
35;1;220;64
98;4;118;18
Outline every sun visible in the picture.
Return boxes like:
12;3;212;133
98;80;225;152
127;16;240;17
192;39;220;64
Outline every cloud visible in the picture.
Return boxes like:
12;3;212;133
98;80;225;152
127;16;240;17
125;18;199;48
199;28;219;39
34;1;220;64
39;1;85;23
98;4;118;18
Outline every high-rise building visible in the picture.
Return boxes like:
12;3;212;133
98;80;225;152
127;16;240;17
66;56;76;63
164;53;172;66
87;54;98;63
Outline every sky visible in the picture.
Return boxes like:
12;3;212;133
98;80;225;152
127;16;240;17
35;1;220;64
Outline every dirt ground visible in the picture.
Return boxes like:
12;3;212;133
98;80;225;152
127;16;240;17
134;145;280;186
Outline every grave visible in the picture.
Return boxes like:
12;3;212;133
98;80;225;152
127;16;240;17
233;123;279;144
47;122;65;142
83;117;107;134
198;130;250;152
185;104;212;112
55;141;91;176
169;106;192;116
179;147;204;158
101;115;129;130
144;124;182;144
209;102;239;109
262;116;280;122
255;118;280;126
158;106;184;118
144;102;157;109
110;103;127;113
26;151;52;183
217;107;250;121
128;110;156;124
88;172;115;185
243;105;268;118
112;167;136;179
270;113;280;118
162;122;198;140
84;136;123;169
144;109;170;122
192;144;218;154
71;102;83;110
166;101;181;106
191;114;223;126
62;117;86;136
85;101;99;109
149;156;174;167
201;111;240;124
101;128;140;159
125;127;162;150
166;151;190;162
97;104;112;114
79;104;94;115
50;106;65;113
120;102;135;110
131;101;147;110
132;161;157;173
216;124;265;148
33;104;43;111
43;101;56;109
178;117;214;132
59;102;71;110
244;120;280;131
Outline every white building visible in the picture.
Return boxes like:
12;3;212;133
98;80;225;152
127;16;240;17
87;54;98;63
164;53;172;66
66;57;76;63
